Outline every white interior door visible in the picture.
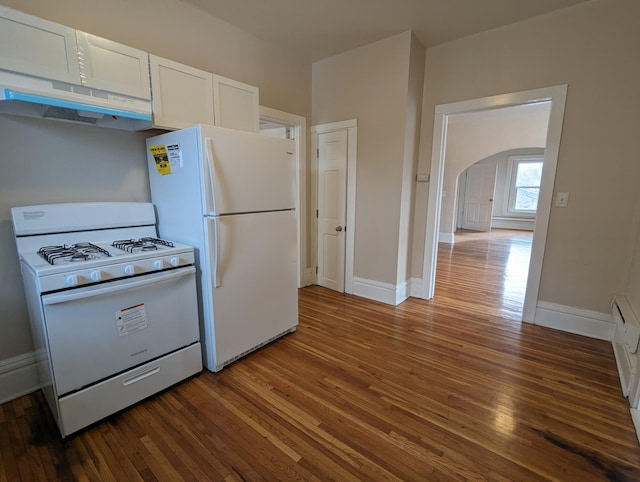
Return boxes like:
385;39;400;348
317;130;348;292
461;163;497;231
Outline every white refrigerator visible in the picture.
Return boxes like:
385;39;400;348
145;124;298;372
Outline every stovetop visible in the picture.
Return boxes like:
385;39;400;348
37;238;178;265
18;234;195;293
11;202;196;292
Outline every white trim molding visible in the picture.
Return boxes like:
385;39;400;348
259;105;308;288
421;85;568;325
311;119;357;294
304;267;315;287
631;409;640;445
534;301;615;341
0;352;40;405
439;232;455;244
409;278;423;298
352;277;410;306
491;216;535;231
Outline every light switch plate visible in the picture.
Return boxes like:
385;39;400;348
555;192;569;207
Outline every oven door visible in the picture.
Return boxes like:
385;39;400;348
41;266;199;396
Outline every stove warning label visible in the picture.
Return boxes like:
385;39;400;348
116;303;148;336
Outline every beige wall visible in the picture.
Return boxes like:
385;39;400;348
624;222;640;320
396;34;425;285
0;0;311;361
440;103;550;236
0;116;150;359
412;0;640;313
312;30;424;286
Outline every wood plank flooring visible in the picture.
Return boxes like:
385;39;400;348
2;229;639;481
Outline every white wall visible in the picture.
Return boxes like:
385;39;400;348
413;0;640;314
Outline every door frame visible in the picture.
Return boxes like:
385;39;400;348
259;106;307;288
311;119;357;293
420;85;568;323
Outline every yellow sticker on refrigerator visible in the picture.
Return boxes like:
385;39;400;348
149;144;172;175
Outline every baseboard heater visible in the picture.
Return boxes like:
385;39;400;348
611;295;640;444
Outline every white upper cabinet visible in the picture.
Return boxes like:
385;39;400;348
149;54;215;130
76;31;150;100
0;7;80;84
213;74;259;133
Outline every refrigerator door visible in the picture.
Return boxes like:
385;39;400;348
146;126;207;247
202;210;298;371
200;125;295;215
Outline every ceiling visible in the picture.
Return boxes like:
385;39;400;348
179;0;592;62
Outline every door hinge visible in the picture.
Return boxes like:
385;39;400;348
316;148;319;158
316;209;319;218
315;266;318;274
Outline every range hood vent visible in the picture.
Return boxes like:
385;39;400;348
0;71;153;131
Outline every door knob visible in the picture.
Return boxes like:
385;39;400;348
335;226;343;232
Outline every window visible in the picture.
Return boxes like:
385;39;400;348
507;156;543;214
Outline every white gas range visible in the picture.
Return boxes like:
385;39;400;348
11;202;202;437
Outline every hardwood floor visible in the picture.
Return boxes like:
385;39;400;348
2;230;639;481
436;229;533;321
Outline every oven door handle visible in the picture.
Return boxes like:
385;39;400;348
42;266;195;306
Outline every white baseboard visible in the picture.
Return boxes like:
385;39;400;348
631;409;640;445
409;278;423;298
491;217;535;231
439;232;454;244
534;301;615;341
352;277;409;306
303;267;314;287
0;352;40;405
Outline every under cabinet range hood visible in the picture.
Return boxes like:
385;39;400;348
0;71;153;131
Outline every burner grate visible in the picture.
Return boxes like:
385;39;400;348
112;238;175;253
38;243;112;265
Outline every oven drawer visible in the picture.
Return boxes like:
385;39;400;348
41;266;199;396
57;342;202;437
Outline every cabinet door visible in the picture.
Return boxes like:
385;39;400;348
0;6;80;84
149;55;214;130
76;31;150;99
212;74;259;133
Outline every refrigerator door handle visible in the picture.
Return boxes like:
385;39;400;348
208;216;221;288
204;137;218;216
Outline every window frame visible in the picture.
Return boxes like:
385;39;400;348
505;155;544;215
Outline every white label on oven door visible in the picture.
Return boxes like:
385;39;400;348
116;303;148;336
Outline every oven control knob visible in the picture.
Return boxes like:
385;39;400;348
153;259;164;270
170;257;179;267
90;270;102;282
124;264;135;276
65;274;78;287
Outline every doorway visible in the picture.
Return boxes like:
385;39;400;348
420;85;568;323
311;119;357;294
259;106;307;287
